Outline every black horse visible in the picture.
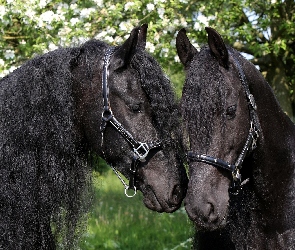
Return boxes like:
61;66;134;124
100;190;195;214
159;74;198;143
0;24;188;249
177;27;295;249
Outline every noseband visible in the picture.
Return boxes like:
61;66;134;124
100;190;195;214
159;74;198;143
100;47;162;197
187;52;260;194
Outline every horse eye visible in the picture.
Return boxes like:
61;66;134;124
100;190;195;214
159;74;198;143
130;103;141;113
225;105;237;119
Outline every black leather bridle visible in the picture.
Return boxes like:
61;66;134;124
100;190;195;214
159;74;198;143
187;51;260;194
100;47;162;197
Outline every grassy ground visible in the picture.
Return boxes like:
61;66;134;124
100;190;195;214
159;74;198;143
79;169;193;250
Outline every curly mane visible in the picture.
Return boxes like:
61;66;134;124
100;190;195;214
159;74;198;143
0;47;92;249
131;51;183;159
181;46;228;152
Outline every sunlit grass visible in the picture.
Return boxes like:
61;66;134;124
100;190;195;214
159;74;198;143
79;169;193;250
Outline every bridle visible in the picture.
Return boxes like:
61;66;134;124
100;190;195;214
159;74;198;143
100;47;162;197
187;51;260;194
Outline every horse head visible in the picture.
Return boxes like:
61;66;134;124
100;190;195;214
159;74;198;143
177;27;256;230
73;24;188;213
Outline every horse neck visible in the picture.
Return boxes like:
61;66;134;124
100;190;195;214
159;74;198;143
247;68;295;227
71;55;105;157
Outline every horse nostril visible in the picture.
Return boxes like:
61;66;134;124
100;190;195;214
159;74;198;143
207;202;218;223
170;184;182;205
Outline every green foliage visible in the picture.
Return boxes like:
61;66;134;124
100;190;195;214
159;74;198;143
1;0;295;118
90;155;110;175
79;170;193;250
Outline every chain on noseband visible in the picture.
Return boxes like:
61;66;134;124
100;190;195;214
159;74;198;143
100;47;162;197
187;51;260;194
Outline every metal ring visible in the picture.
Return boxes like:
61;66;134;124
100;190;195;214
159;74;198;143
124;186;137;198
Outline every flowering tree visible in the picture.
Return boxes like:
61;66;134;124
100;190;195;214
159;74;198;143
1;0;295;117
0;0;188;83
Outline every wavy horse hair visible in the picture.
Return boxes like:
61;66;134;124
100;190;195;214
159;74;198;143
177;27;295;249
0;24;187;249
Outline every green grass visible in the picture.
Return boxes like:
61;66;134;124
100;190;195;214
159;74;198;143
79;169;193;250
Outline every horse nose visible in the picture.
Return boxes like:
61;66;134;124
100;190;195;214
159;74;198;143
184;194;218;224
184;195;198;221
168;184;183;206
206;202;218;223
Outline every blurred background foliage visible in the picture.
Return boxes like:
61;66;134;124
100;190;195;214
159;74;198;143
1;0;294;120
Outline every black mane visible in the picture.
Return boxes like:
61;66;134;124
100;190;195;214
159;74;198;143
0;47;92;248
131;50;181;157
181;46;228;151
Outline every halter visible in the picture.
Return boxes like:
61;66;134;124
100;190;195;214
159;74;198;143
187;51;260;194
100;47;162;197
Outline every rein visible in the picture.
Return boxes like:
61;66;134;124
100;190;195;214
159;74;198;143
100;47;162;197
187;52;260;194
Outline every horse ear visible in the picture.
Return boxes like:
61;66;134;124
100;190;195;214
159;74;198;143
205;27;229;68
112;25;141;70
137;23;148;50
176;28;198;68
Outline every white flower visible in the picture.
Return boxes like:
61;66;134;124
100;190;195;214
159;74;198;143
174;55;180;63
70;17;79;26
95;30;108;40
58;26;72;37
198;15;209;26
193;22;201;31
0;58;5;66
124;2;135;11
84;23;91;31
157;7;165;18
93;0;104;8
180;17;188;27
0;5;6;19
39;11;56;23
146;42;155;53
39;0;49;8
173;19;180;26
80;8;96;19
4;50;15;60
154;33;160;42
114;36;123;44
147;3;155;12
105;36;114;43
0;70;10;78
108;27;116;35
25;9;36;19
119;21;132;32
109;5;116;10
56;3;68;15
9;66;17;73
70;3;78;10
48;43;58;51
160;48;169;58
192;42;200;50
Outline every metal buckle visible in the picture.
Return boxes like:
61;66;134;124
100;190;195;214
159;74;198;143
232;167;241;182
134;142;149;162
